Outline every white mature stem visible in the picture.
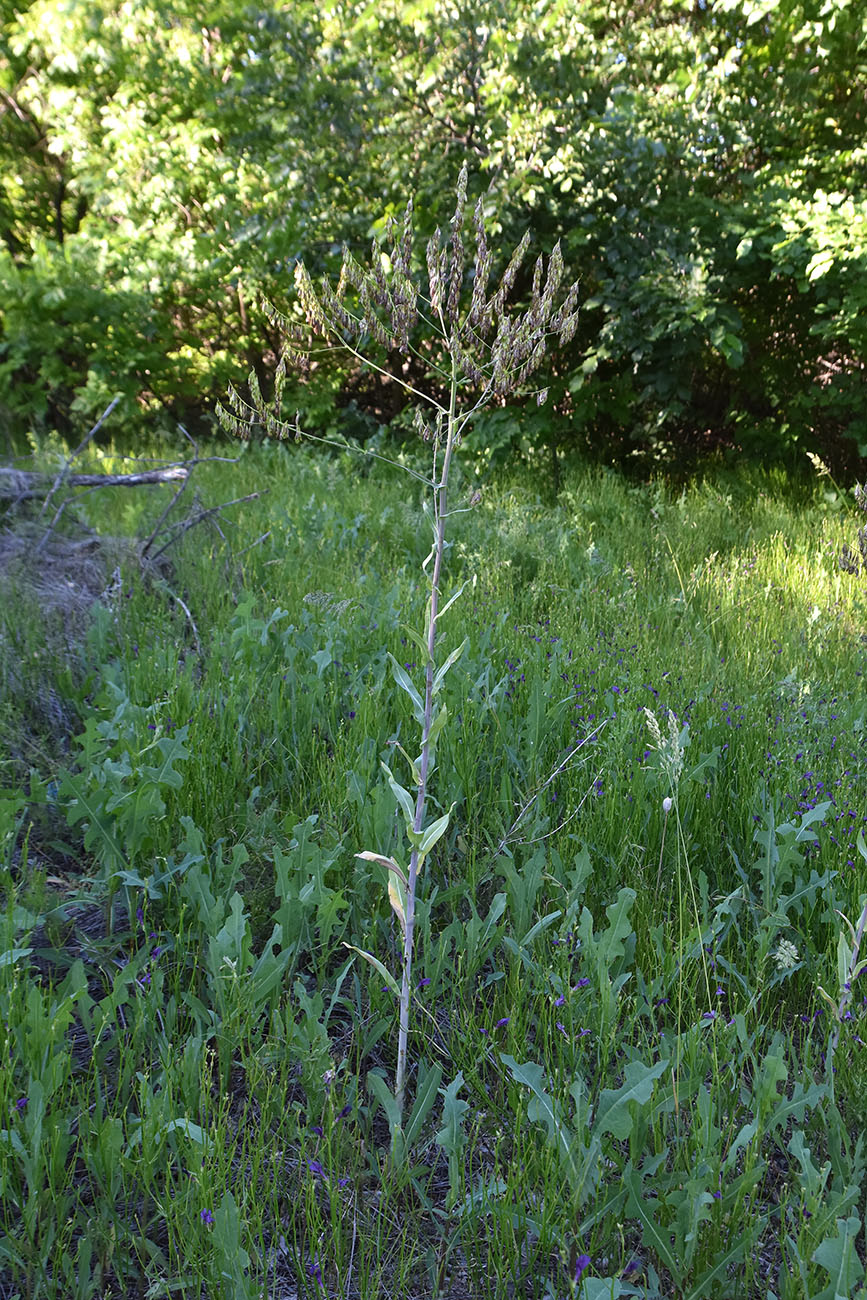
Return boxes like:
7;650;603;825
394;362;459;1121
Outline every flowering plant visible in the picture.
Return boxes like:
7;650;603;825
220;166;580;1126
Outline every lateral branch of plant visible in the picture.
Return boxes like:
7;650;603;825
219;164;581;1126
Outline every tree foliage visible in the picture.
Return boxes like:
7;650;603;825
0;0;865;466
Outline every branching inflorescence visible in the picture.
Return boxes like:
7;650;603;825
219;165;580;1126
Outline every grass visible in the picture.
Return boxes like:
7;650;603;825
1;437;866;1299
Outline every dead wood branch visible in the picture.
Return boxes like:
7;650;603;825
1;465;189;502
144;491;266;565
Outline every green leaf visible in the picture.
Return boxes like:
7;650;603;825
214;1191;251;1274
139;730;190;790
594;1057;670;1140
436;581;468;623
60;773;131;874
367;1069;402;1133
519;909;563;949
388;870;407;938
0;947;32;969
312;646;333;675
811;1216;865;1299
624;1166;682;1281
381;761;416;829
806;250;835;282
684;1228;754;1300
501;1054;573;1169
405;1061;443;1147
367;1069;406;1164
342;942;400;996
579;1282;625;1300
436;1073;470;1156
425;704;449;752
416;810;452;857
388;652;425;723
432;637;468;696
162;1118;212;1150
400;622;432;665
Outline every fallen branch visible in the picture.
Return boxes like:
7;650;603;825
1;465;189;502
144;491;266;565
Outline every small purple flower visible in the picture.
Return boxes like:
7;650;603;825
336;1104;352;1121
575;978;591;989
307;1160;326;1178
312;1125;324;1138
703;1010;717;1021
200;1209;214;1226
574;1253;591;1283
136;907;144;925
417;977;431;989
554;994;566;1007
495;1017;510;1028
13;1097;27;1114
307;1259;323;1286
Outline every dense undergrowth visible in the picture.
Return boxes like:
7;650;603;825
2;440;867;1298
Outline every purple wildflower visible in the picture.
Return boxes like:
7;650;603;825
13;1097;27;1113
200;1209;214;1226
495;1017;510;1028
574;1253;591;1283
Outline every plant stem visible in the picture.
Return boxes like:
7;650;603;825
394;362;459;1120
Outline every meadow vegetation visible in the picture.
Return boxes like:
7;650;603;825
3;2;867;1295
2;435;867;1298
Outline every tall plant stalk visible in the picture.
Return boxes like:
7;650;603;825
220;165;580;1123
